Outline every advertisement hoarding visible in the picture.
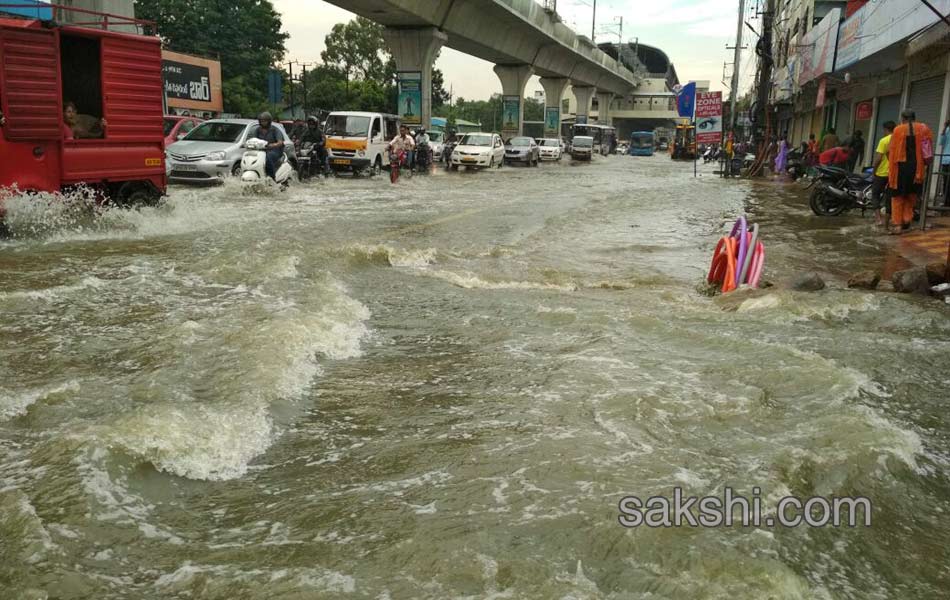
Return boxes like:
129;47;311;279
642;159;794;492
502;95;520;134
397;71;422;125
695;91;723;145
545;106;559;134
162;50;223;115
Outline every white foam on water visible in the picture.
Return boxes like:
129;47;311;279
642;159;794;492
0;277;106;303
426;269;577;292
104;279;371;481
153;562;356;594
340;243;438;268
0;381;80;422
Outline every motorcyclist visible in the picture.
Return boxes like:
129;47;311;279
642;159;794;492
413;127;431;171
252;112;284;180
389;125;415;166
299;115;328;177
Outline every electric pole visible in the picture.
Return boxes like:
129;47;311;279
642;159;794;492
729;0;746;132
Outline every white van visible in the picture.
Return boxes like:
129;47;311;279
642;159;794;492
324;111;401;176
571;135;594;161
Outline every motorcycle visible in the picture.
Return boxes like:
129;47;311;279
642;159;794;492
785;148;806;180
389;149;411;184
297;141;329;181
240;138;294;189
703;146;721;164
806;165;873;216
413;140;432;174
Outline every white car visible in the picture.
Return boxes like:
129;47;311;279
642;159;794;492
538;138;562;161
450;132;505;170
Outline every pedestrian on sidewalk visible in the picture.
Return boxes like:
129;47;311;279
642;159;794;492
939;119;950;205
871;121;895;228
821;128;839;152
774;135;788;176
846;130;864;172
887;109;934;234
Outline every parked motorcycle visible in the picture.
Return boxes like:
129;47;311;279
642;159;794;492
240;138;294;189
703;146;721;164
807;165;873;216
785;148;806;180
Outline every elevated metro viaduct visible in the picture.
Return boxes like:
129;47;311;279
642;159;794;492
322;0;642;137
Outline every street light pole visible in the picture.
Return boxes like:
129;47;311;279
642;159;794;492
591;0;596;41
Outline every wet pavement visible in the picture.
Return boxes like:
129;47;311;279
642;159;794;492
1;155;949;599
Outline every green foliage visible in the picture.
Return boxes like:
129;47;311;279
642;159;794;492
135;0;288;115
440;96;543;133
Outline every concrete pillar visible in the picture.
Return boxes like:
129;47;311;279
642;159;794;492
573;86;594;124
539;77;569;138
596;91;615;124
493;64;533;139
383;27;447;130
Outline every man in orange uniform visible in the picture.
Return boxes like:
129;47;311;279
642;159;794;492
887;109;934;233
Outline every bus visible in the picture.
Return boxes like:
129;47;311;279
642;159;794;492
572;123;617;155
628;131;655;156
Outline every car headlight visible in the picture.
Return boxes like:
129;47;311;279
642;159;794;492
358;150;365;157
207;151;226;161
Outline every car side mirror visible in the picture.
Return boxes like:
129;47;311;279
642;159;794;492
177;133;185;140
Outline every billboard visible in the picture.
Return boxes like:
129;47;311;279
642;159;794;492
162;50;223;114
836;0;950;70
397;71;422;125
695;91;722;145
545;106;559;134
502;95;520;134
798;8;840;86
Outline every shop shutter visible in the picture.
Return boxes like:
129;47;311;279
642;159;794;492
873;94;901;150
0;26;62;140
908;75;944;134
100;35;163;141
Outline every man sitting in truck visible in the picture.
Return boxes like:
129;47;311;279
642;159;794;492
253;111;284;181
63;101;107;139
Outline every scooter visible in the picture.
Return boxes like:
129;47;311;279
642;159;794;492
785;148;806;180
241;138;294;189
807;165;873;216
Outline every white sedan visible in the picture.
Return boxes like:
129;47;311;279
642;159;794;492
450;132;505;170
538;138;563;161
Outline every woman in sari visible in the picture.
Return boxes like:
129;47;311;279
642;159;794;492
887;109;933;234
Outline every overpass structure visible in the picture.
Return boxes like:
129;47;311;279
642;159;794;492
323;0;643;137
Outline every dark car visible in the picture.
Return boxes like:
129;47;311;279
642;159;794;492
504;136;540;167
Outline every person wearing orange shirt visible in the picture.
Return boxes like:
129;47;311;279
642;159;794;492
887;109;934;233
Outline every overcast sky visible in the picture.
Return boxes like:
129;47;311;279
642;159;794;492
272;0;757;100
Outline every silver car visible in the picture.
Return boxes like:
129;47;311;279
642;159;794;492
504;136;540;166
165;119;296;184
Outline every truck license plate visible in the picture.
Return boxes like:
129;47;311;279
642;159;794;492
332;158;351;165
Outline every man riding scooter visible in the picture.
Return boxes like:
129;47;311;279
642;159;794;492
298;115;329;178
253;112;284;181
413;127;431;173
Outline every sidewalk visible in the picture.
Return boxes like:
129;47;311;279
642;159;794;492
898;215;950;265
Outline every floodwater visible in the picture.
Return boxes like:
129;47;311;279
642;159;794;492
1;155;949;599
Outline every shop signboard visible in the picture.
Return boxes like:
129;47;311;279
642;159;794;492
162;50;224;114
836;0;950;70
855;101;873;120
798;9;840;86
695;91;722;145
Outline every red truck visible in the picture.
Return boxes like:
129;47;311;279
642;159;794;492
0;5;166;210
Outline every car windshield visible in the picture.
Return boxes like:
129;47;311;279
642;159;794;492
574;137;593;148
428;131;444;143
325;115;371;137
183;122;246;143
163;118;178;137
540;139;560;147
460;134;492;147
509;137;532;146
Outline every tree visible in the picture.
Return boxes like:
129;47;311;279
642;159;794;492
321;17;394;85
135;0;288;115
432;68;450;108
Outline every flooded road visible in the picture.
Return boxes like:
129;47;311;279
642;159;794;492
2;156;949;599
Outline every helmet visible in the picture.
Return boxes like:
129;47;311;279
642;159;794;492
417;128;426;134
307;115;319;124
258;111;273;123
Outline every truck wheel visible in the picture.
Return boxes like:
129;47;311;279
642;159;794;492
372;157;382;177
117;182;161;208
